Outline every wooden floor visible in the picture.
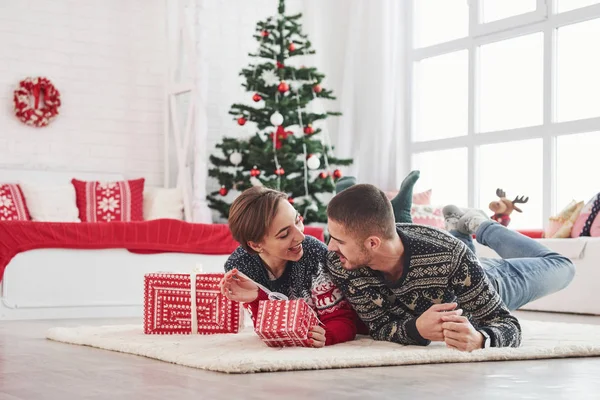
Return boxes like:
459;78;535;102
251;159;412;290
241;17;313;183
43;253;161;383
1;312;600;400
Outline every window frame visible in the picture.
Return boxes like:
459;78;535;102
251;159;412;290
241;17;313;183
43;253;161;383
406;0;600;228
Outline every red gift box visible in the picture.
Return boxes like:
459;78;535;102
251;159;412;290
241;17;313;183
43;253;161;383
254;299;321;347
144;272;241;335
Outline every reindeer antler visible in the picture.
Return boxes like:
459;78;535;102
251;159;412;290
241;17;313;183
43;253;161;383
512;195;529;205
496;188;506;198
511;195;529;213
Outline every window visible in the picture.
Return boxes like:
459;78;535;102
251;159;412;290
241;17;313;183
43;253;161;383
414;51;468;141
478;139;543;229
407;0;600;229
414;0;468;48
479;33;543;133
556;18;600;122
557;0;600;13
481;0;537;23
556;132;600;210
412;148;468;206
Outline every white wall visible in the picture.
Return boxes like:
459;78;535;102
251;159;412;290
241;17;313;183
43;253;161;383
0;0;166;186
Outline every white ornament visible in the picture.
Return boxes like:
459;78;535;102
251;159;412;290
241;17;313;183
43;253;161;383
306;154;320;170
289;80;302;92
306;202;319;212
250;177;263;187
260;70;279;86
290;80;309;92
229;152;242;166
270;112;284;126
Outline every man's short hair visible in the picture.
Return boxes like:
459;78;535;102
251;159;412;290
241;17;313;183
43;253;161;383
327;184;396;240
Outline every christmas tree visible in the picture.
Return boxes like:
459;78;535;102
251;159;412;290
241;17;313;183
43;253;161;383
206;0;353;224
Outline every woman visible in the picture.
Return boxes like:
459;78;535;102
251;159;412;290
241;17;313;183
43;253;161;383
219;186;358;347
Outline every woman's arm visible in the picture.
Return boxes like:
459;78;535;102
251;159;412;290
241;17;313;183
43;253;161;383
318;303;358;345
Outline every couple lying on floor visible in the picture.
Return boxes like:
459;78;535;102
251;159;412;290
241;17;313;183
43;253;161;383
219;172;575;352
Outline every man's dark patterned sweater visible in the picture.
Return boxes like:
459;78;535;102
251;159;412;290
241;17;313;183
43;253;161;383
326;224;522;348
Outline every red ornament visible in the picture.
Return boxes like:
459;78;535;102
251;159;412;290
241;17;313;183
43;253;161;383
250;166;261;177
261;30;269;38
13;76;61;128
303;125;314;135
319;171;329;179
275;167;285;176
237;117;247;126
276;61;285;69
288;196;294;205
252;93;262;102
278;81;289;93
333;169;342;179
288;43;296;52
313;84;322;93
219;186;228;196
268;125;291;150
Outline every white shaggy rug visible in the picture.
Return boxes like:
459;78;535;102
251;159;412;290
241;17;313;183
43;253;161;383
46;320;600;374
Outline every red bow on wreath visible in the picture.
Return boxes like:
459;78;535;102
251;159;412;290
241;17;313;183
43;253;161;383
268;126;292;150
13;77;61;128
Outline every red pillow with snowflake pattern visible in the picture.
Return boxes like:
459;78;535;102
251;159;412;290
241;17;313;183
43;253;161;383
71;178;145;222
0;184;31;221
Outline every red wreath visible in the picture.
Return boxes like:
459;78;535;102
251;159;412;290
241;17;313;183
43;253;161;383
13;77;61;128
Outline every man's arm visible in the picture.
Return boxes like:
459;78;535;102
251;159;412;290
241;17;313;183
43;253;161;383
325;252;430;346
450;244;522;348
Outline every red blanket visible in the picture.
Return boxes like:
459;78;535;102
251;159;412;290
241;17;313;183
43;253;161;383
0;220;324;282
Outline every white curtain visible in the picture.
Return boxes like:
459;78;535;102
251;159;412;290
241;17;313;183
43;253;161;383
188;0;213;223
308;0;408;191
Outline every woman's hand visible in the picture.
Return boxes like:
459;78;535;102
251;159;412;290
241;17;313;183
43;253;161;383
219;269;259;303
308;325;326;348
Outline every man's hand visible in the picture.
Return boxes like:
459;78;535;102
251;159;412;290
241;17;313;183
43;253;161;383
441;314;485;352
416;303;463;341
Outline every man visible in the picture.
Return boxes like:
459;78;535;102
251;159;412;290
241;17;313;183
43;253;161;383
325;184;575;351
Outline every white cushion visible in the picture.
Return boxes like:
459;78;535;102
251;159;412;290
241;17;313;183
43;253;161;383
19;183;80;222
143;187;184;220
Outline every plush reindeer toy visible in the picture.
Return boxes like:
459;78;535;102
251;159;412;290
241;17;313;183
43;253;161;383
489;189;529;227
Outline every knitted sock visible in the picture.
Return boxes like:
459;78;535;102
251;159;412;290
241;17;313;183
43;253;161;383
390;170;420;224
456;208;490;235
335;176;357;194
442;205;465;231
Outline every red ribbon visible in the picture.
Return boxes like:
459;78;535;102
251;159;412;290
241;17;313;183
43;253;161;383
33;83;40;109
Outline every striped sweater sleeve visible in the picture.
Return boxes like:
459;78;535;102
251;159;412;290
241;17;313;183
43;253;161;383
325;253;429;346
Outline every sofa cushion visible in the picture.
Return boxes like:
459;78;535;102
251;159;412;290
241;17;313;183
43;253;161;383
71;178;145;222
0;184;30;221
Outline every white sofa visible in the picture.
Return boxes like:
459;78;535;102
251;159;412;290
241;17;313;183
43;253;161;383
475;237;600;315
3;168;597;319
0;169;230;320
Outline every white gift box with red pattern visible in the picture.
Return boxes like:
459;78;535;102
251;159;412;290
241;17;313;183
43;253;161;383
144;272;241;335
254;299;320;347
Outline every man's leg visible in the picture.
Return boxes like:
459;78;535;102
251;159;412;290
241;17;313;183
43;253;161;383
455;210;575;311
447;230;476;254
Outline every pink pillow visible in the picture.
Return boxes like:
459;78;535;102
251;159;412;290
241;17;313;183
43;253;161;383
384;189;432;205
571;194;600;237
413;189;432;205
0;184;30;221
410;204;445;229
71;178;145;222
